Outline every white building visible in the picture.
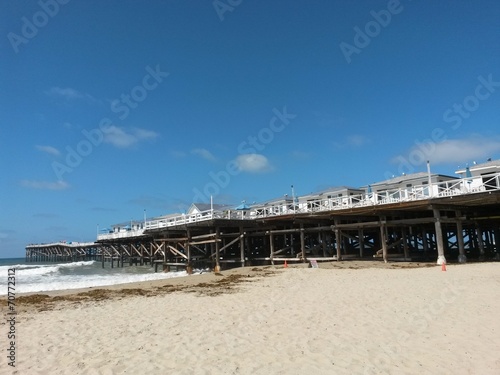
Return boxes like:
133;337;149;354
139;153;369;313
369;172;459;202
298;186;365;212
455;159;500;192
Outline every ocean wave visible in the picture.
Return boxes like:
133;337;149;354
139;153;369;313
0;260;96;275
1;270;188;295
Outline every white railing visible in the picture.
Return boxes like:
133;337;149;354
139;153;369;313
96;173;500;239
26;241;97;248
143;210;216;230
97;229;145;241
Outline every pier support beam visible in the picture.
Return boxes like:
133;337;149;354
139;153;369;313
475;222;485;259
402;227;409;260
186;230;193;274
456;211;466;263
379;217;388;263
358;228;364;258
215;227;221;273
433;209;446;265
334;220;341;261
239;228;245;267
300;225;306;261
321;231;327;257
269;231;275;265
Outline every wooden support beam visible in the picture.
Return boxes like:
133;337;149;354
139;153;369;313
215;227;221;272
152;242;165;256
422;229;428;256
334;220;341;261
189;239;222;246
402;227;409;260
269;231;275;265
155;237;188;242
240;228;245;267
216;234;244;254
265;226;332;235
167;245;188;259
358;228;364;258
186;229;192;274
120;244;131;257
273;246;291;256
433;208;446;265
379;217;388;263
456;210;466;263
191;232;217;240
300;225;306;261
475;222;485;257
321;231;327;257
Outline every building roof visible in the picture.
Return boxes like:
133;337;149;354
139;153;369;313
455;159;500;175
188;203;233;212
300;186;363;199
371;172;457;187
252;196;292;207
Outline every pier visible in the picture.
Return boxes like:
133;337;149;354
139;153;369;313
26;164;500;270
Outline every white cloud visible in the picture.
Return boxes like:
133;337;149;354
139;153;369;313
21;180;70;190
334;134;370;149
46;87;102;106
46;87;97;103
191;148;216;161
402;136;500;165
46;87;83;99
347;134;369;147
103;126;158;148
235;154;272;173
36;145;60;156
63;122;76;129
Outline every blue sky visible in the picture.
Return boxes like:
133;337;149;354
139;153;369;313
1;0;499;257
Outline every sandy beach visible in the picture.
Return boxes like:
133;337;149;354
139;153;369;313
2;261;499;374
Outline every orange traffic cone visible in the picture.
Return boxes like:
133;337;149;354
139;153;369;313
441;262;447;272
284;260;288;268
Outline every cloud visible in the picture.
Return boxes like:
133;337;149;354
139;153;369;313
36;145;60;156
399;135;500;165
191;148;216;161
63;122;77;130
21;180;70;190
346;135;370;147
235;154;272;173
333;134;370;149
46;87;97;102
103;126;158;148
0;230;16;240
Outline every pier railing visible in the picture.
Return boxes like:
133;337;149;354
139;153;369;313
26;241;97;248
97;173;500;240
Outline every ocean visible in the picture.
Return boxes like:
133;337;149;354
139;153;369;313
0;257;189;295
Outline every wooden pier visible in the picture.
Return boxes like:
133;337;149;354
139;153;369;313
26;169;500;270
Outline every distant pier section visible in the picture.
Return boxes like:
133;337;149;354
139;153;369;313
27;161;500;269
25;242;100;263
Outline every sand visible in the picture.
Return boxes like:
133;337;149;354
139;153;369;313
1;262;499;374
